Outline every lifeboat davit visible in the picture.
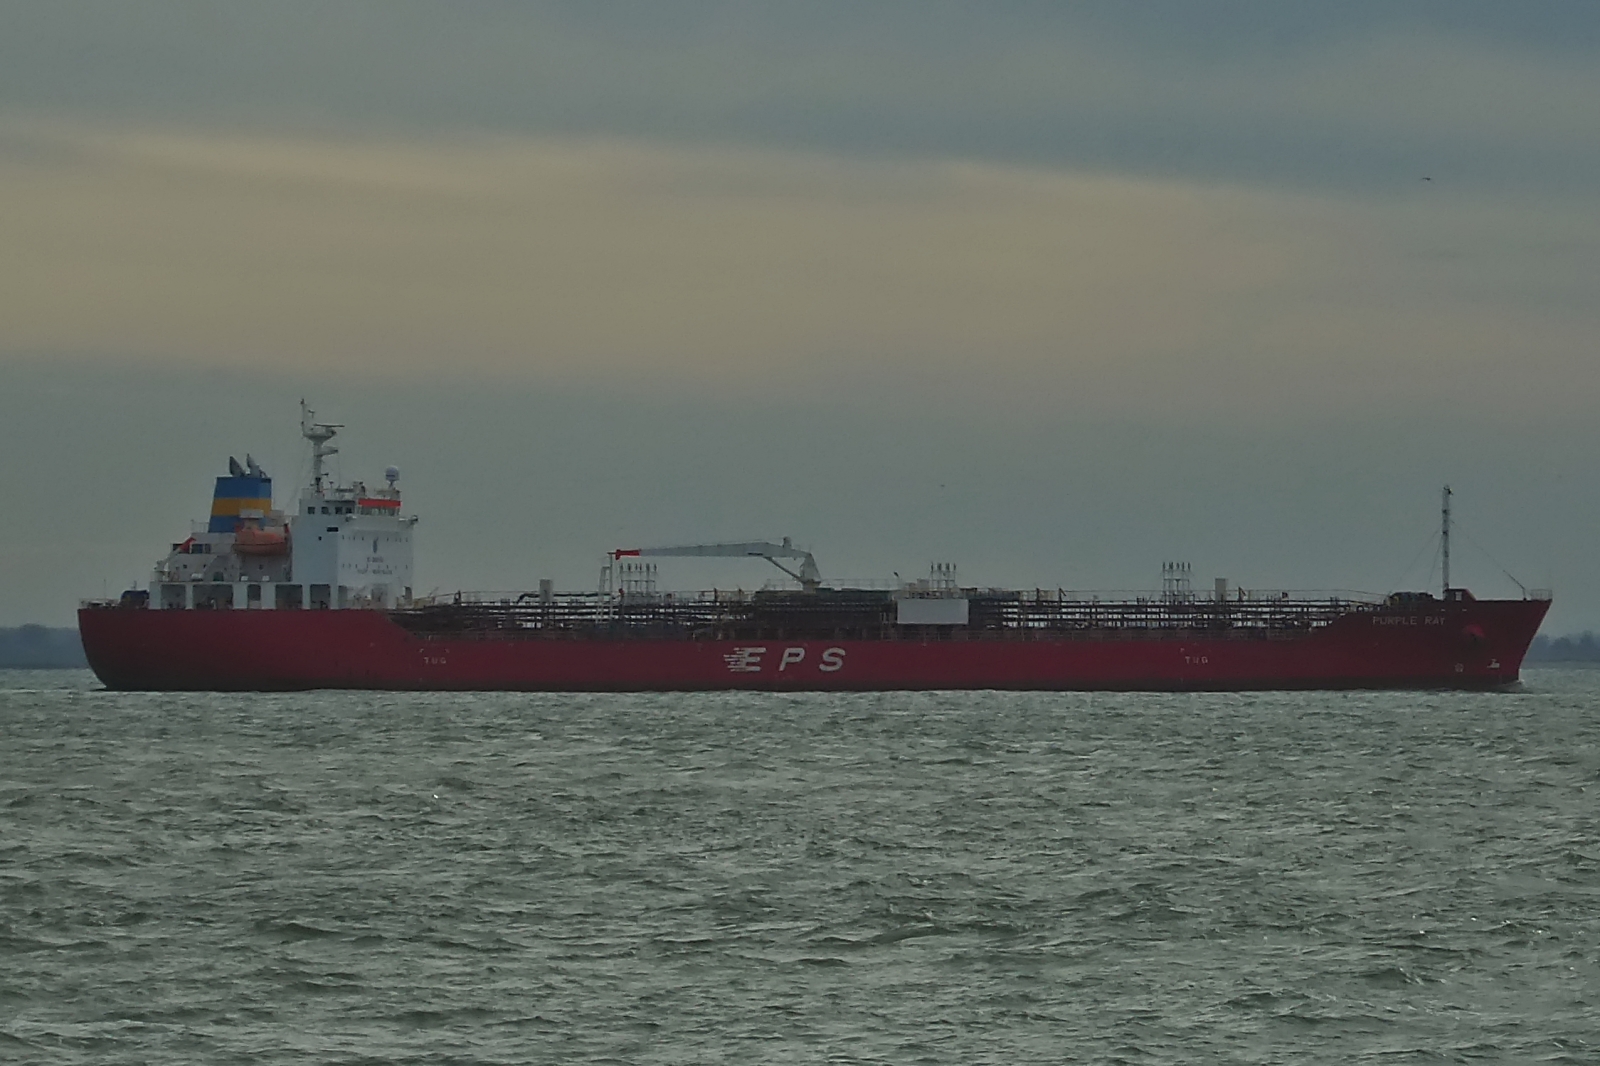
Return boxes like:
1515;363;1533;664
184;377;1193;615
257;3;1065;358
233;526;289;556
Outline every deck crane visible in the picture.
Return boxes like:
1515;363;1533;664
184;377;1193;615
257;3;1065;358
612;538;822;592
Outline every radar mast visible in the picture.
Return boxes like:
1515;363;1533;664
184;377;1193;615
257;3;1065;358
300;400;342;494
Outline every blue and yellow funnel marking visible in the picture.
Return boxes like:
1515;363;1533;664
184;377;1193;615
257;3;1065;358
210;475;272;533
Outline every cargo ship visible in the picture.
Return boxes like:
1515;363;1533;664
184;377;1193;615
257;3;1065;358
79;405;1550;691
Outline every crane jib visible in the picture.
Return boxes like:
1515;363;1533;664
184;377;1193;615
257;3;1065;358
612;540;822;590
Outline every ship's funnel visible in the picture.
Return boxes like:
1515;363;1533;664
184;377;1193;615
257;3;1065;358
209;464;272;533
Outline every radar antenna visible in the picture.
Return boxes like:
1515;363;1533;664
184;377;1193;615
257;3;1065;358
300;400;343;493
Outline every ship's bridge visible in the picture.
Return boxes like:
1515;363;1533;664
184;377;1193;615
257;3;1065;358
146;404;416;612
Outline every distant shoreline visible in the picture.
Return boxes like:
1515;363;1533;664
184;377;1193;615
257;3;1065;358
1526;633;1600;664
0;626;88;669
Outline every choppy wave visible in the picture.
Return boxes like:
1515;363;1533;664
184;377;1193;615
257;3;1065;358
1;668;1596;1063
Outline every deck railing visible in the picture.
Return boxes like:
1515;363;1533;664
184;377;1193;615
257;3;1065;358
393;586;1399;641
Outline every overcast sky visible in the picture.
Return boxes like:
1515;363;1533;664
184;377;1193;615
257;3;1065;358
3;2;1598;630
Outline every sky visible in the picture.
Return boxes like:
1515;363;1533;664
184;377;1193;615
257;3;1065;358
2;2;1598;630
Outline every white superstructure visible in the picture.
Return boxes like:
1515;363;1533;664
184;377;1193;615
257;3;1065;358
147;403;416;610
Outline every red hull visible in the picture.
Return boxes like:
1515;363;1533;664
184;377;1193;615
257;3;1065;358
79;598;1548;692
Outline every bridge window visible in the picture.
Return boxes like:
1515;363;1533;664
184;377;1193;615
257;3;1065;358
193;584;234;609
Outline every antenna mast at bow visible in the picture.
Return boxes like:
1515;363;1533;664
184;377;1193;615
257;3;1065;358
1441;484;1452;596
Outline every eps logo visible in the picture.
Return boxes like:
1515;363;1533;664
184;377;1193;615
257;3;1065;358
721;646;846;674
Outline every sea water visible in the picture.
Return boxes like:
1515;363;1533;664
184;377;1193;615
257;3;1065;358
2;669;1596;1063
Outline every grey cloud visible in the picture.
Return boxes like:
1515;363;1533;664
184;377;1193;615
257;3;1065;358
3;2;1599;193
5;123;1592;411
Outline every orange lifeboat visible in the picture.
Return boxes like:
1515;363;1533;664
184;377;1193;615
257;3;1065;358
233;525;289;556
